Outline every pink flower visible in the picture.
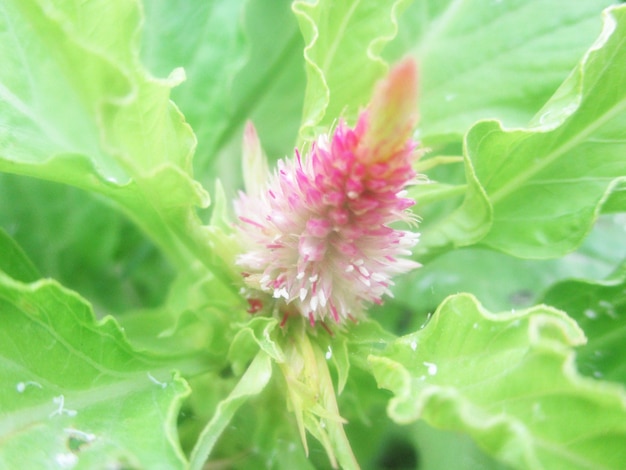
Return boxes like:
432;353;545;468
234;59;422;325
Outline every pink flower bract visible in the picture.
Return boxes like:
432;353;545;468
235;59;422;324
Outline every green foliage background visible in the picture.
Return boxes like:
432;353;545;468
0;0;625;468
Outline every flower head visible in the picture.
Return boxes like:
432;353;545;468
235;59;422;324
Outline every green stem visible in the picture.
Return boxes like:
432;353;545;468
309;335;360;470
411;184;467;206
415;155;464;172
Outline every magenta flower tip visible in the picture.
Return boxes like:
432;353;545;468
235;59;422;324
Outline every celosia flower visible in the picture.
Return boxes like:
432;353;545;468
234;59;422;325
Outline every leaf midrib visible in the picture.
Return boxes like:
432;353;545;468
0;364;179;442
488;92;626;204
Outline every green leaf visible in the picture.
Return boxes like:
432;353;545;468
229;316;286;376
466;5;626;258
415;156;493;259
293;0;410;143
0;272;189;469
369;294;626;470
0;0;211;271
188;351;272;470
542;260;626;386
388;0;615;142
0;227;39;283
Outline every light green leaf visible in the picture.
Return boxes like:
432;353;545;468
465;5;626;258
542;260;626;386
389;0;615;142
293;0;410;143
0;0;212;271
188;351;272;470
0;272;189;469
370;294;626;470
229;316;285;376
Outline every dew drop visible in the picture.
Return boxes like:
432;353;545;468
424;362;437;376
584;309;598;320
55;453;78;468
105;176;119;184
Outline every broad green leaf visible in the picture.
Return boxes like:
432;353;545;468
293;0;411;143
542;261;626;386
339;329;511;469
369;294;626;470
0;272;189;469
0;0;212;271
0;227;39;283
466;5;626;258
188;351;272;470
387;0;615;142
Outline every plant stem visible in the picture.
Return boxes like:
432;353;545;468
415;155;464;172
